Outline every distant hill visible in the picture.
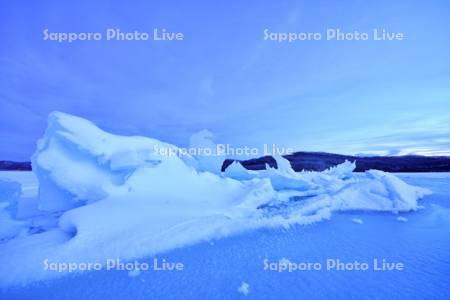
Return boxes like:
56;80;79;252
2;152;450;173
0;161;32;171
222;152;450;173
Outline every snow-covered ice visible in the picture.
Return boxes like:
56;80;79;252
0;112;433;287
188;129;224;174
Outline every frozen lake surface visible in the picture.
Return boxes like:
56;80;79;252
0;172;449;299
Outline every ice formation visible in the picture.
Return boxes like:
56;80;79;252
351;218;364;224
31;112;198;212
0;111;432;286
397;216;408;222
0;178;26;240
188;129;224;174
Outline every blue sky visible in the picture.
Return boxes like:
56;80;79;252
1;0;450;160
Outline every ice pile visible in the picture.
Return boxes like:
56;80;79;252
0;112;431;286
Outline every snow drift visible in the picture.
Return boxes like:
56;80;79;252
0;111;431;286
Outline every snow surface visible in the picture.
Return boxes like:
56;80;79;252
0;112;432;287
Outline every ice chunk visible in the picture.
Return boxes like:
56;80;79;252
224;159;314;191
323;160;355;179
32;111;197;212
272;154;293;173
189;129;224;174
365;170;431;211
238;282;250;296
224;158;356;192
330;171;431;212
397;216;408;222
351;218;364;224
222;161;257;181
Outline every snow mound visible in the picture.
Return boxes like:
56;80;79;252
0;112;432;286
